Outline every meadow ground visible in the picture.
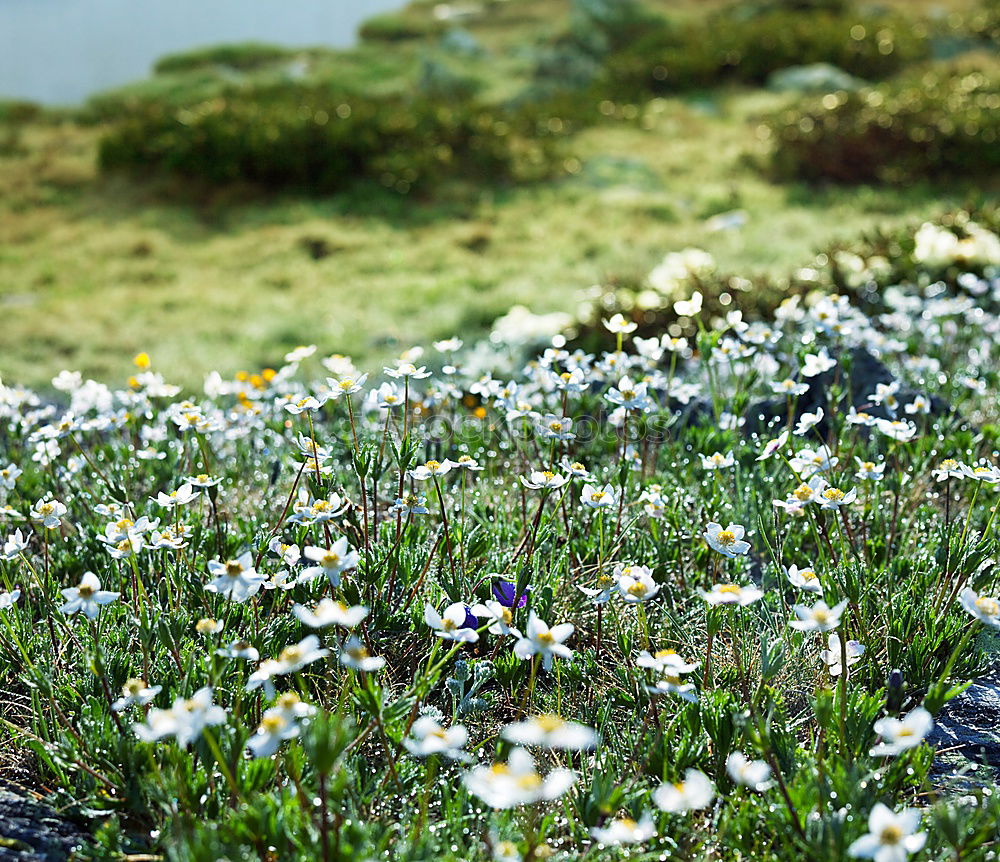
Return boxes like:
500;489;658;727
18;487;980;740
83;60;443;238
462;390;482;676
0;0;992;389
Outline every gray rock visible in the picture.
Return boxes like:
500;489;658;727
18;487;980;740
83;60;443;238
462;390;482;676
743;346;956;437
0;790;88;861
767;63;866;94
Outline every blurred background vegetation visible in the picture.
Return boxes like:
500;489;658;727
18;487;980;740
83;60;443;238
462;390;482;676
0;0;998;387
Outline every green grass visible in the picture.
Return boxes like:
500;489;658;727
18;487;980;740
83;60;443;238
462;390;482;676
0;90;977;389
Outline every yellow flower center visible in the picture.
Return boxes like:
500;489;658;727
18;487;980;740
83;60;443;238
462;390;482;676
654;649;677;659
975;596;1000;617
535;714;565;732
717;530;736;545
627;581;648;596
426;460;441;471
537;631;555;646
261;715;287;733
793;484;814;501
225;560;243;576
78;583;96;599
124;679;144;696
279;645;303;664
321;553;340;568
591;491;605;501
718;584;742;595
879;825;903;845
276;692;301;709
823;488;845;502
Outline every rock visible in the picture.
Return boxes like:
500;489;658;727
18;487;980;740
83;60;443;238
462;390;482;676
742;346;956;437
0;790;88;861
767;63;866;94
929;672;1000;790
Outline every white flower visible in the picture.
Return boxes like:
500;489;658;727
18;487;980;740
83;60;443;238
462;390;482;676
787;564;823;594
216;639;260;661
153;482;200;509
536;414;575;441
820;634;865;676
463;747;576;808
112;678;162;712
874;418;917;442
794;408;824;436
502;714;597;750
959;463;1000;484
617;566;659;604
424;602;479;643
0;589;20;610
384;361;431;380
904;394;931;415
726;752;771;789
814;483;857;510
653;769;715;813
2;528;28;560
591;812;655;846
247;692;315;758
848;803;926;862
789;599;847;633
30;499;67;529
606;376;651;411
870;707;933;757
960;587;1000;628
701;451;735;470
855;458;885;482
284;344;316;363
206;551;267;603
770;378;809;397
673;291;703;317
703;522;750;557
59;572;120;619
513;612;573;671
293;599;369;630
409;459;453;480
471;600;521;637
801;349;836;378
581;483;617;509
756;430;789;462
298;539;359;588
340;636;386;672
404;716;470;761
700;583;763;606
133;686;226;747
789;446;838;478
603;313;637;334
520;470;568;491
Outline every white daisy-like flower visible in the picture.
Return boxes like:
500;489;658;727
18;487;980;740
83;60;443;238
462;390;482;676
703;522;750;557
870;707;933;757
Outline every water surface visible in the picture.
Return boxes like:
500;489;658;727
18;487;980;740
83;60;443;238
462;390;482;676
0;0;405;105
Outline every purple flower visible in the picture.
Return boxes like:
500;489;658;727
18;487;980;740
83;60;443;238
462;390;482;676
462;605;478;630
493;580;529;609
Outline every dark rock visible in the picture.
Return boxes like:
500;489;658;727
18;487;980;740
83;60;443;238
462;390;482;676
0;790;88;861
929;663;1000;791
743;347;956;437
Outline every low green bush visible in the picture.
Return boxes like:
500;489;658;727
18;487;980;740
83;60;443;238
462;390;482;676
768;59;1000;183
601;5;929;98
358;11;443;43
152;43;297;75
97;85;573;195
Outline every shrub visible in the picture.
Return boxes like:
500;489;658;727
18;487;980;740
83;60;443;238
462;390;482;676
97;85;572;195
358;11;443;43
768;60;1000;183
601;5;929;98
152;43;297;75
